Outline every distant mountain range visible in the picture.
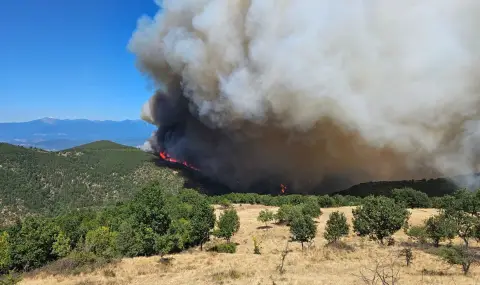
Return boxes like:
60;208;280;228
0;118;157;150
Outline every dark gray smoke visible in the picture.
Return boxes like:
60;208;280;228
129;0;480;193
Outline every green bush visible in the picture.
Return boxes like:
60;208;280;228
84;227;118;259
424;214;456;247
317;195;335;208
439;246;475;275
275;204;302;225
190;199;216;250
257;209;275;227
324;211;349;243
0;271;22;285
52;231;72;258
0;232;11;273
116;221;151;257
289;214;317;250
219;199;232;209
405;225;427;244
301;199;322;218
449;211;478;248
392;188;432;208
209;242;237;253
214;209;240;243
352;196;410;244
42;251;111;276
7;216;59;271
154;235;175;258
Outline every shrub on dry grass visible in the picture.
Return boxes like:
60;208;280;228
324;211;349;244
211;269;243;281
326;241;355;252
356;256;401;285
208;242;237;253
103;269;116;278
39;251;113;276
438;246;476;275
0;271;22;285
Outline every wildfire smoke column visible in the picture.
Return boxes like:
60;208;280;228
129;0;480;193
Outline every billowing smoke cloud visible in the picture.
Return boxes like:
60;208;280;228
129;0;480;193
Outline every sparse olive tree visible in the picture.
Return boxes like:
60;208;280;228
424;214;456;247
289;214;317;250
324;211;349;243
214;208;240;243
352;196;410;244
257;209;275;227
190;200;216;250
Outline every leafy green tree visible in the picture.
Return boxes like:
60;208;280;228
391;188;431;208
7;216;59;270
130;183;171;235
405;225;427;244
424;214;456;247
352;196;410;244
85;226;118;259
452;189;480;216
317;195;335;208
257;209;275;227
155;235;174;259
214;209;240;243
324;211;349;243
54;209;97;248
289;214;317;250
190;200;215;250
301;199;322;218
168;218;193;251
439;246;475;275
116;220;148;257
450;211;478;248
275;204;303;225
52;231;71;258
0;232;11;273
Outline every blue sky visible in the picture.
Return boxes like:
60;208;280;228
0;0;159;122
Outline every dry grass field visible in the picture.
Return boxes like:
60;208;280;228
20;205;480;285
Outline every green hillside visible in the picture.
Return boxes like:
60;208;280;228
0;141;185;222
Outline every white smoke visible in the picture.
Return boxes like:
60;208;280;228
129;0;480;191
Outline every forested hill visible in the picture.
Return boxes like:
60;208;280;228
335;178;459;198
0;141;185;222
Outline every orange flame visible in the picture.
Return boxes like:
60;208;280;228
280;183;287;194
159;151;199;171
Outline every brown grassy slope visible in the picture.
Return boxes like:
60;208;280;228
21;205;480;285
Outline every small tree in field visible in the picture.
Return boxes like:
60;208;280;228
257;209;275;227
324;211;349;243
290;214;317;250
424;214;456;247
190;200;216;250
214;208;240;243
301;198;322;218
352;196;410;244
450;211;477;248
439;246;476;275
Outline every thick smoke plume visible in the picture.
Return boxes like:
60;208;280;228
129;0;480;193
